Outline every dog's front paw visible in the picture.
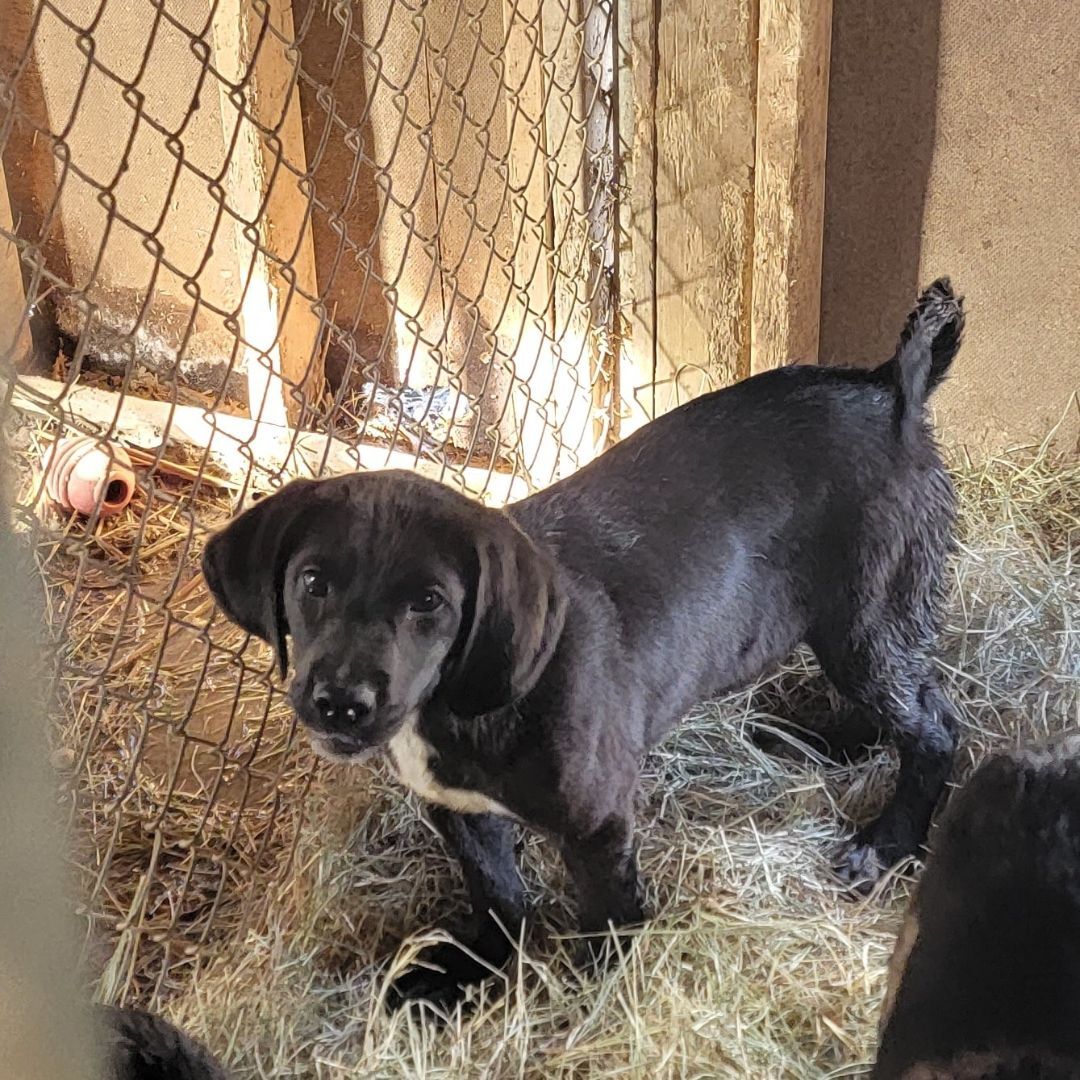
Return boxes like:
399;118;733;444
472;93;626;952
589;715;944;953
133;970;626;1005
385;939;506;1016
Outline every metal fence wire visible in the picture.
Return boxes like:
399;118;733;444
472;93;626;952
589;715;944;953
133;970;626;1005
0;0;623;1004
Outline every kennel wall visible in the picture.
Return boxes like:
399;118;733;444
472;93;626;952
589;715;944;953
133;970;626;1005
820;0;1080;454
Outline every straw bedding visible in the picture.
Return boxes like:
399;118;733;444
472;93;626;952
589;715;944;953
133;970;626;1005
12;412;1080;1078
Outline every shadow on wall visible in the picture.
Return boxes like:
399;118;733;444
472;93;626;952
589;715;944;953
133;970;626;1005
819;0;942;367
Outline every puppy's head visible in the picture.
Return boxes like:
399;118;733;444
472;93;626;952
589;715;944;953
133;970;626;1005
202;471;565;761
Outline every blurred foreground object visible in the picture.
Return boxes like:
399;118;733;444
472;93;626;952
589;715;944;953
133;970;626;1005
875;741;1080;1079
0;447;94;1077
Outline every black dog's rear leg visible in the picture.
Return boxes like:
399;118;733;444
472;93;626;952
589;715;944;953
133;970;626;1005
830;673;957;891
388;807;525;1012
561;814;645;970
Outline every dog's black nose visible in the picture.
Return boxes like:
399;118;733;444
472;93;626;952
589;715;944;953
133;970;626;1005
311;682;376;725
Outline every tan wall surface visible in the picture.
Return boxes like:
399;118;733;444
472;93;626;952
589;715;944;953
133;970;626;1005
822;0;1079;454
4;0;244;388
3;0;324;411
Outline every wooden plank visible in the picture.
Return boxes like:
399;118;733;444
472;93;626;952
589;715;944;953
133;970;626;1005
255;0;325;410
503;0;552;331
751;0;832;372
611;0;633;443
623;0;657;431
421;0;527;472
531;0;600;479
500;0;564;483
13;374;528;506
0;164;34;370
622;0;758;436
358;0;446;392
211;0;324;429
290;0;395;387
582;0;617;451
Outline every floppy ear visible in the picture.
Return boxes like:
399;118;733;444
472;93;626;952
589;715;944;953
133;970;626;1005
201;479;318;678
443;510;567;718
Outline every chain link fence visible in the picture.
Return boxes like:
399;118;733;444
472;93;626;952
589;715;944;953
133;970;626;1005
1;0;623;1005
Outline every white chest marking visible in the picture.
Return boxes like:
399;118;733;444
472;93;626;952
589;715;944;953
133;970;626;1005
386;714;513;818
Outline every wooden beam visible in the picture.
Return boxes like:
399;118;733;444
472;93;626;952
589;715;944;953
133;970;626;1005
12;375;527;506
531;0;601;480
212;0;324;428
582;0;618;451
0;163;33;371
751;0;833;373
359;0;444;389
502;0;560;484
623;0;657;430
622;0;758;435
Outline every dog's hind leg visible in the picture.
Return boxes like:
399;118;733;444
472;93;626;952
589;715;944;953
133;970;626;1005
812;630;958;891
812;459;958;891
844;680;956;889
387;807;525;1012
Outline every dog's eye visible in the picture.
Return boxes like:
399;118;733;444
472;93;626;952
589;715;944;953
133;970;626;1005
302;569;328;598
409;589;444;614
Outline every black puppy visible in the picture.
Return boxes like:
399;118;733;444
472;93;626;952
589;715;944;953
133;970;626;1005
204;279;964;1010
874;741;1080;1079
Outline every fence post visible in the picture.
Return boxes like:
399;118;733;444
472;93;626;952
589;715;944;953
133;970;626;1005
622;0;757;436
0;163;34;370
211;0;324;431
751;0;832;373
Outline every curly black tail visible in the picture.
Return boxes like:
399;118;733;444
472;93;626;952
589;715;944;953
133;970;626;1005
879;277;965;444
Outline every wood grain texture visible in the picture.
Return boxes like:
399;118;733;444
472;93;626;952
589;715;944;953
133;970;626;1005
14;373;528;504
0;165;34;370
538;0;600;479
751;0;832;373
212;0;324;425
623;0;757;435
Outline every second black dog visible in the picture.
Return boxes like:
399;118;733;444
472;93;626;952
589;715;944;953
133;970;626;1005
874;740;1080;1079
